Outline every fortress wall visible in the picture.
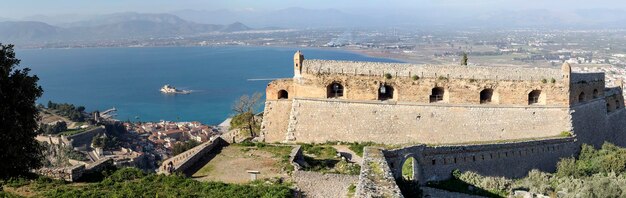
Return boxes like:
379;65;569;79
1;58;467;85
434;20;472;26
302;60;562;81
607;109;626;147
286;99;572;145
294;75;570;105
158;137;225;174
383;138;577;182
260;100;293;143
66;126;105;149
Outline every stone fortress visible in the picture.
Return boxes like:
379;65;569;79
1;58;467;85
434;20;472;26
260;51;626;196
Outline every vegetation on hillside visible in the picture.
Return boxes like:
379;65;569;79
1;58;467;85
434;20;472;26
37;121;68;135
46;101;86;122
172;140;201;155
428;142;626;197
91;134;120;151
230;93;262;137
0;43;44;179
1;168;293;198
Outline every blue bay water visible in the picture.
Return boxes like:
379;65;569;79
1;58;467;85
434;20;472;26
18;46;400;125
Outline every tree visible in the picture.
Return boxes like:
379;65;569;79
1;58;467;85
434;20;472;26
231;93;262;137
461;52;468;66
0;43;44;178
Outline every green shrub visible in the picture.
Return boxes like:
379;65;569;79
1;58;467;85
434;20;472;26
107;168;145;182
541;79;548;83
411;75;419;80
384;73;393;79
550;78;556;83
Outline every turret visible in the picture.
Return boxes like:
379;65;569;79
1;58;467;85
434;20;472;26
562;62;571;83
294;50;304;78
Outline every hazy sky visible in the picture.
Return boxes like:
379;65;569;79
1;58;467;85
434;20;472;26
2;0;626;18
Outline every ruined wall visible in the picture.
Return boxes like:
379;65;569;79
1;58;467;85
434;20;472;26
277;98;571;145
260;100;293;143
66;126;105;149
266;79;294;100
356;147;404;198
384;137;577;182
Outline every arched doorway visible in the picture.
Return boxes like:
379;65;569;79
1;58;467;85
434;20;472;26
480;89;493;104
578;92;585;103
528;90;542;105
430;87;445;103
278;90;288;99
593;89;599;99
378;84;394;100
402;157;416;181
327;82;344;98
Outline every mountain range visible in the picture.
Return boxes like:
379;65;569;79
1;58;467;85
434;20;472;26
0;12;252;44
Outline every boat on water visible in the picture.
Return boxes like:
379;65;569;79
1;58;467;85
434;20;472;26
160;84;191;94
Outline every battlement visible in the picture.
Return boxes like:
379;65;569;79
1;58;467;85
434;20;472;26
302;59;563;81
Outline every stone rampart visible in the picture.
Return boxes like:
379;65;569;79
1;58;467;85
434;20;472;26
302;60;562;81
260;100;293;143
65;126;105;149
158;136;225;175
383;137;577;183
272;98;571;144
36;164;86;182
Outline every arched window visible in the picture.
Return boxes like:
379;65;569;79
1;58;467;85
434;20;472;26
578;92;585;103
593;89;599;99
430;87;444;103
327;82;344;98
528;90;542;105
616;100;621;109
378;84;394;100
277;90;288;99
607;102;612;113
480;89;493;104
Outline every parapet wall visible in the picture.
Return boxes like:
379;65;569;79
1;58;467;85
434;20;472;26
302;60;562;81
383;137;577;182
158;136;225;175
66;126;105;149
270;98;572;145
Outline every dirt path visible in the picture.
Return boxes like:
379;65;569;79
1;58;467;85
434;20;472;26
332;145;363;165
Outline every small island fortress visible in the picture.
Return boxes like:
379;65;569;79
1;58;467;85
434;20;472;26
260;51;626;192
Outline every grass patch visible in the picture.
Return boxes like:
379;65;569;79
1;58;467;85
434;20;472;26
347;142;377;157
6;168;293;198
347;183;356;197
58;126;94;136
234;142;294;173
299;143;337;158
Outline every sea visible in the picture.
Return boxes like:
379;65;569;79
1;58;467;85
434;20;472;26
18;46;400;125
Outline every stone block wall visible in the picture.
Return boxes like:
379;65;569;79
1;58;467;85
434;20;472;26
260;100;293;143
271;98;571;145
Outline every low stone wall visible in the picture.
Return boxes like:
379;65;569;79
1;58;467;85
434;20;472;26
36;164;85;182
355;147;404;198
158;136;225;175
288;145;305;171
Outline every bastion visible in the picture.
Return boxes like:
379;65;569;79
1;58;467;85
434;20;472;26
259;51;626;193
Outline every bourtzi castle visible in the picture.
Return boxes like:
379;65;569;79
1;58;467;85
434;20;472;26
260;51;626;196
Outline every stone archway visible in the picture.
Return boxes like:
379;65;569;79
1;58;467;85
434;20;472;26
402;157;416;181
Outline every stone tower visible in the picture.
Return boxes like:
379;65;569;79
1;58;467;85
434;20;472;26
562;62;571;83
294;50;304;78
